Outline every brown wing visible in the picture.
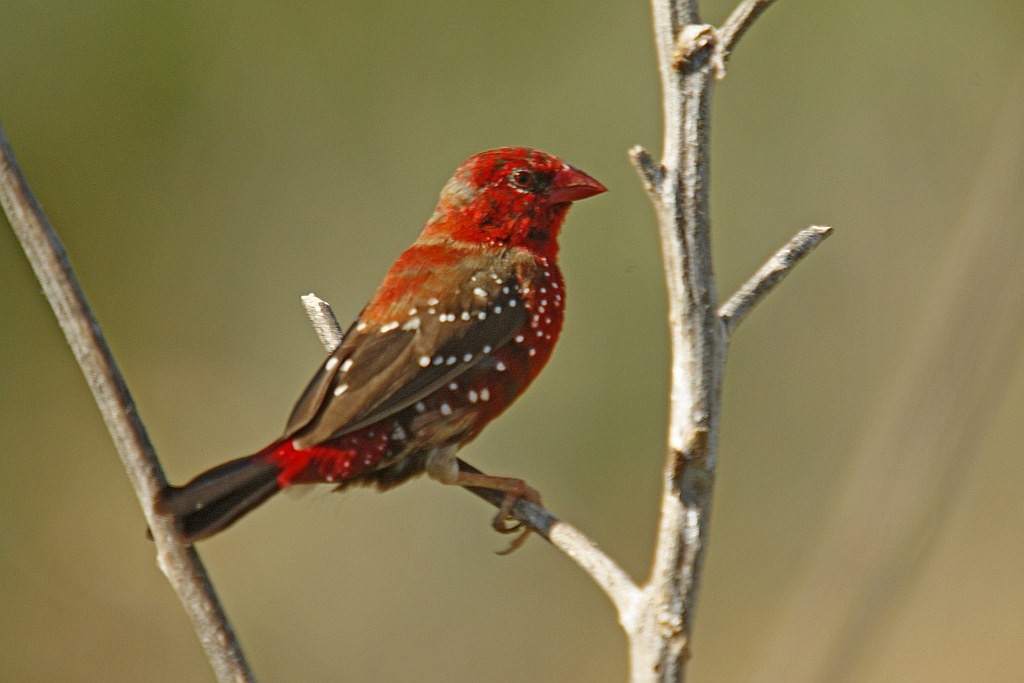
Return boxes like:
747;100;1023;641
284;255;528;448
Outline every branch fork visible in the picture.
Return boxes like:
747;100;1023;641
672;24;723;77
622;1;828;680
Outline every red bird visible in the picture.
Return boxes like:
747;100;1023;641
158;147;605;546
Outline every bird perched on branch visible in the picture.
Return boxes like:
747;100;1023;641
158;147;605;550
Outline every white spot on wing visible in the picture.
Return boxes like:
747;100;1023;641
333;383;349;397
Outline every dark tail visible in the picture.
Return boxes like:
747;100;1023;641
157;454;282;543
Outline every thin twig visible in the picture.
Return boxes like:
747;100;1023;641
717;0;778;68
630;145;663;194
299;292;344;352
0;125;255;683
458;461;643;621
300;292;643;620
300;293;345;351
719;225;833;336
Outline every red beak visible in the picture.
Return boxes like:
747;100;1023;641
548;166;607;204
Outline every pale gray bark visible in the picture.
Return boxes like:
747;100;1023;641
0;127;255;683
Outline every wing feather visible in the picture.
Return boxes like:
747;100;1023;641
284;251;529;448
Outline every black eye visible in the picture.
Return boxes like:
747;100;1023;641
509;169;535;191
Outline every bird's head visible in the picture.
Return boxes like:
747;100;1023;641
422;147;606;258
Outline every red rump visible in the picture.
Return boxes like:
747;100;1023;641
158;147;605;543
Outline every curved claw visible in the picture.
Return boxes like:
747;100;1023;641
492;516;524;534
495;527;532;556
492;493;523;533
490;489;537;553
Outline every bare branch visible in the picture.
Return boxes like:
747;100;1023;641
299;293;643;620
627;0;823;680
719;225;833;336
0;125;255;683
629;145;663;194
547;522;644;624
301;292;344;350
628;0;723;678
458;461;643;621
717;0;778;70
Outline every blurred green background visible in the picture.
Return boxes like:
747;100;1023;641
2;1;1022;681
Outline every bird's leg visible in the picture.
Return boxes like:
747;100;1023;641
457;472;541;531
426;448;541;554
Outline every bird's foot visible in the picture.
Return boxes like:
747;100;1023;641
454;470;541;554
